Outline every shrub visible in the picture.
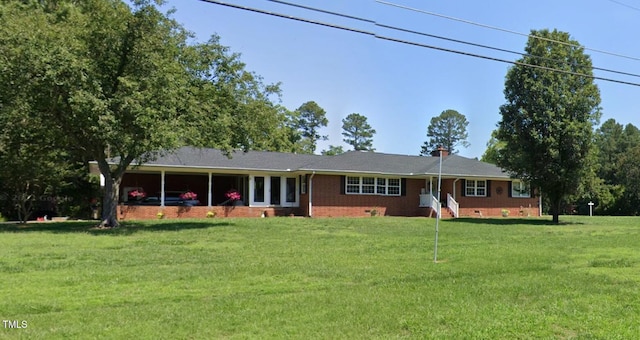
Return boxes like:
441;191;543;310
206;211;216;218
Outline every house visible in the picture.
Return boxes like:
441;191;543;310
92;146;540;220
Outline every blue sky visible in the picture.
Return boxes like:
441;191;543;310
158;0;640;158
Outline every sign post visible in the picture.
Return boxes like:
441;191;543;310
588;201;594;217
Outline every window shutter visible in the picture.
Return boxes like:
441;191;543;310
401;178;407;196
508;181;512;198
340;176;346;195
461;179;466;197
486;180;491;197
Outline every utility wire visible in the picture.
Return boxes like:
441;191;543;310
377;0;640;62
269;0;640;79
197;0;640;87
606;0;640;12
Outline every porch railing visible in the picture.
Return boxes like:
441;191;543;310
432;195;440;217
447;193;459;218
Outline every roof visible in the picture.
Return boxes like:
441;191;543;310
122;146;510;179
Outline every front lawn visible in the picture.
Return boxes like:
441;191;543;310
1;216;638;338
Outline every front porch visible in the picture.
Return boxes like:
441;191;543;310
119;205;300;220
118;170;305;220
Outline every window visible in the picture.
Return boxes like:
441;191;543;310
362;177;375;194
251;175;298;206
286;177;296;203
345;176;401;196
254;177;265;202
511;181;531;198
270;177;281;205
346;176;360;194
376;178;387;195
387;178;401;195
466;180;486;197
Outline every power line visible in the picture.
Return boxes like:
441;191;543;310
197;0;640;87
377;0;640;62
606;0;640;12
269;0;640;79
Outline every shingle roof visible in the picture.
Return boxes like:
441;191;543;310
132;147;510;179
139;147;323;172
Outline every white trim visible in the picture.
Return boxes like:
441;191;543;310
465;179;487;197
160;170;166;207
207;172;213;207
249;174;300;207
344;176;402;196
511;180;531;198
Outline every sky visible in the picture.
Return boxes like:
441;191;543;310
157;0;640;159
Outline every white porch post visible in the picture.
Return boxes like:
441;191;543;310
208;172;213;208
429;176;433;197
308;172;315;217
160;170;166;207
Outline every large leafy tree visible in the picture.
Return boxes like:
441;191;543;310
420;109;469;155
0;0;287;227
480;130;504;164
341;113;376;151
294;101;328;154
496;29;601;223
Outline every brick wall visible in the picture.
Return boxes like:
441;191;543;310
119;173;539;220
451;179;539;217
306;175;432;217
119;205;300;220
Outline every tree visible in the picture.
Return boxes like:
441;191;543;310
0;0;286;227
342;113;376;151
294;101;328;154
420;109;470;155
480;130;504;164
496;29;601;223
321;145;345;156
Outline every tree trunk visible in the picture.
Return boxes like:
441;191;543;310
99;174;121;227
550;196;561;224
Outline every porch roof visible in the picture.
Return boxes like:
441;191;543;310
119;147;510;179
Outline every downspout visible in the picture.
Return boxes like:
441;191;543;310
452;178;460;200
308;171;316;217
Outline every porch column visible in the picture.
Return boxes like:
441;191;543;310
208;172;213;208
160;170;166;207
308;172;315;217
429;176;433;197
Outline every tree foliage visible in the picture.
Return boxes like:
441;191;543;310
341;113;376;151
293;101;328;154
0;0;289;226
321;145;345;156
420;109;469;155
480;130;504;164
496;29;601;223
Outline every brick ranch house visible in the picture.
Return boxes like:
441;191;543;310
90;147;540;220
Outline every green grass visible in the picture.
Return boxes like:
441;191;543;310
1;216;639;338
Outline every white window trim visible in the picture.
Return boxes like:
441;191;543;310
511;181;531;198
465;179;487;197
345;176;401;196
249;174;300;207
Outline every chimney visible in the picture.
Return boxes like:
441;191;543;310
430;146;449;157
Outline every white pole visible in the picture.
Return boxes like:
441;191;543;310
208;172;213;208
160;170;166;207
434;147;444;263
